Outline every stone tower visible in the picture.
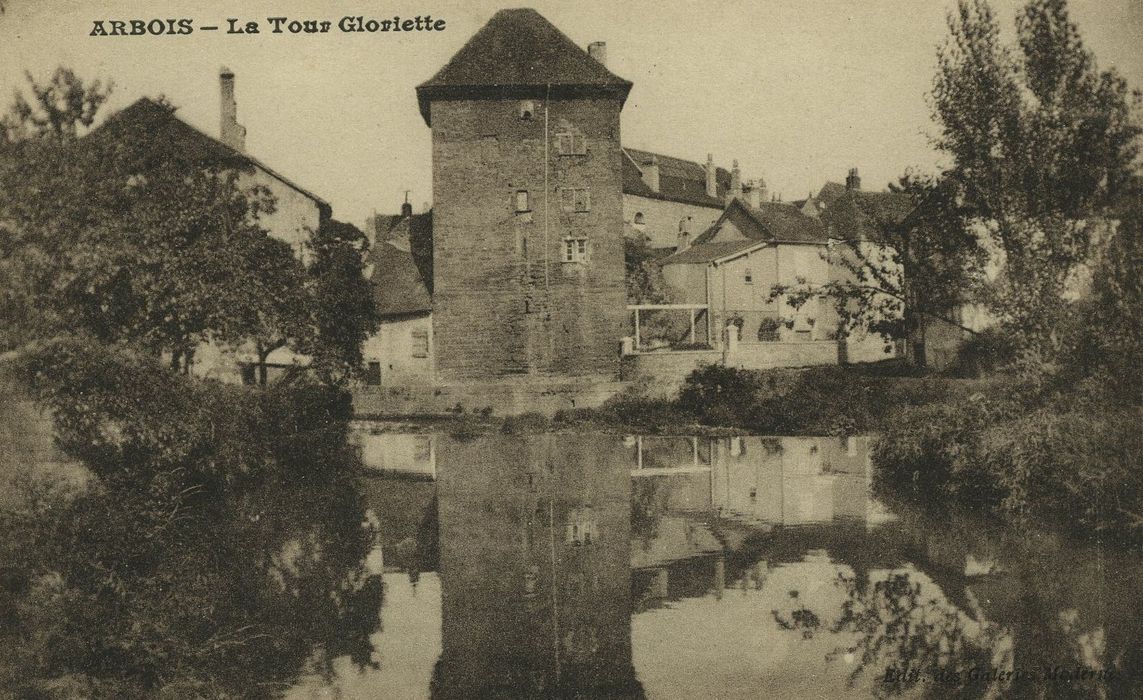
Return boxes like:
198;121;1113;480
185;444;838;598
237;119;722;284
416;9;633;381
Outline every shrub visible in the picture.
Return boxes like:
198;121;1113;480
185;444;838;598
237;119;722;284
944;326;1018;378
677;364;762;426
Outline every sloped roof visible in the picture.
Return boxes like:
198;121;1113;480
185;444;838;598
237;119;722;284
816;181;914;242
660;238;761;265
369;237;433;317
689;198;828;249
416;8;632;124
623;148;731;208
86;98;331;214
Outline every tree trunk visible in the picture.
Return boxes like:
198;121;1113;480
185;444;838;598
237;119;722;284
257;345;270;386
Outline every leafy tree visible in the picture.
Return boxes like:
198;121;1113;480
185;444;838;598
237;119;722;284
307;219;381;385
931;0;1142;354
770;172;986;367
0;73;334;384
0;67;113;143
0;340;382;697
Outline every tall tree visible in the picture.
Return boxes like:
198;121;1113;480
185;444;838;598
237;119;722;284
0;67;113;143
932;0;1141;353
307;219;381;385
770;172;986;367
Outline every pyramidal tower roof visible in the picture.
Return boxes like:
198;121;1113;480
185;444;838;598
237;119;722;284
416;8;632;125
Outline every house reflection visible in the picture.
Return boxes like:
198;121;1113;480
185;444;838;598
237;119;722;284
431;435;643;699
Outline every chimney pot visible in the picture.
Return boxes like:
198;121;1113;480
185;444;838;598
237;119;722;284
587;41;608;68
705;154;717;198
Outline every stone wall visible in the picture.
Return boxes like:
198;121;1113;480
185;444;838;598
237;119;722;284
431;97;627;382
728;341;838;370
353;377;628;417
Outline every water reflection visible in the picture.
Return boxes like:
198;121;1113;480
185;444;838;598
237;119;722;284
17;422;1133;697
297;431;1143;699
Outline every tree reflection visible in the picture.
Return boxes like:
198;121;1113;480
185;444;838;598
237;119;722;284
773;571;1006;699
0;342;382;698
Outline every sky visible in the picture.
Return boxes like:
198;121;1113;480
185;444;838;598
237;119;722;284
2;0;1142;227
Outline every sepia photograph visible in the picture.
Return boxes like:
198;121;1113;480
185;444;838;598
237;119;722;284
1;0;1142;697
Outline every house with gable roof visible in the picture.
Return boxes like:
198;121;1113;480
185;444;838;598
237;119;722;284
83;69;338;382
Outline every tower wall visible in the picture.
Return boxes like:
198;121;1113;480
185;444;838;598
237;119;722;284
430;97;627;381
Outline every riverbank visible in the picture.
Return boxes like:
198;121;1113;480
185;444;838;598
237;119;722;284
356;360;991;438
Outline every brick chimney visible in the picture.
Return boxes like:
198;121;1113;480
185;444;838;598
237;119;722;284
219;67;246;152
587;41;607;68
705;153;717;198
846;167;861;191
729;160;742;203
642;155;660;193
746;180;761;209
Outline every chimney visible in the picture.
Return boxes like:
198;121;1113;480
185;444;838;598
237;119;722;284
677;216;692;252
587;41;608;68
705;153;717;198
846;167;861;191
219;67;246;152
642;155;660;193
729;160;742;202
401;201;413;218
746;181;761;209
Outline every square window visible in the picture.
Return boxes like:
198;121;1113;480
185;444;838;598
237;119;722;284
559;188;591;213
515;190;530;213
563;238;588;263
556;132;587;155
744;269;754;284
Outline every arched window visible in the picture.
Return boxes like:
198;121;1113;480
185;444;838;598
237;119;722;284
633;212;645;225
518;100;535;120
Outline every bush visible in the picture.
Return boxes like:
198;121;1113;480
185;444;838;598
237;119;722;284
677;364;762;426
943;326;1018;378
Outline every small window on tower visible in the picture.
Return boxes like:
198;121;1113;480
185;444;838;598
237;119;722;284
515;190;531;213
555;132;587;155
563;238;588;263
518;100;535;120
744;268;754;284
633;212;645;225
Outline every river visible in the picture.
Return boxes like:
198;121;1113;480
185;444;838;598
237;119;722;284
278;431;1143;699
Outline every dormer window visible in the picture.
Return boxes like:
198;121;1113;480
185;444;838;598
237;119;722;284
518;100;536;120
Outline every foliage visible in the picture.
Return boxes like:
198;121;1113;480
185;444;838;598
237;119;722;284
770;171;986;367
0;340;380;697
932;0;1142;356
624;234;673;304
307;219;381;385
678;364;971;436
0;67;113;143
0;90;311;377
773;572;1006;699
1;68;376;386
